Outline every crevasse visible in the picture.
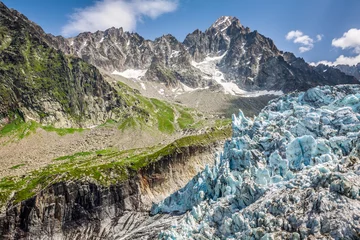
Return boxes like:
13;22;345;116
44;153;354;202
151;85;360;239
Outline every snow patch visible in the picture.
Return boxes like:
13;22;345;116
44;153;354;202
158;88;165;95
99;37;104;43
191;52;245;95
170;50;180;58
140;82;146;90
112;69;147;80
213;16;231;29
192;52;280;97
243;90;283;97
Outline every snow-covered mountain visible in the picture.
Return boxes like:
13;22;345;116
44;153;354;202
152;84;360;239
47;16;358;95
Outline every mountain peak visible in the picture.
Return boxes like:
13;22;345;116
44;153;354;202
209;16;241;32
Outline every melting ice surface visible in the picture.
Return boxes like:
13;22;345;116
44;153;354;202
152;85;360;239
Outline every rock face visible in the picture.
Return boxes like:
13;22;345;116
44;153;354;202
0;2;123;128
47;29;205;88
48;16;358;93
335;63;360;80
0;140;224;239
153;84;360;239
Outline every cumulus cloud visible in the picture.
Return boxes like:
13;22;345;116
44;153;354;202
311;28;360;66
332;28;360;53
286;30;322;53
62;0;178;37
310;54;360;67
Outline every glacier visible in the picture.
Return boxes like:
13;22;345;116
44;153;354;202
151;85;360;239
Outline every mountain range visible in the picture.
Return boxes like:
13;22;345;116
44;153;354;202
46;16;357;94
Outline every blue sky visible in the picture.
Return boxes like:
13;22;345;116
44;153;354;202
3;0;360;65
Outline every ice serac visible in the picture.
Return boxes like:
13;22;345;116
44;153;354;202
152;84;360;239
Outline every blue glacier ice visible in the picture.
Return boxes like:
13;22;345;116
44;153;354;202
152;85;360;239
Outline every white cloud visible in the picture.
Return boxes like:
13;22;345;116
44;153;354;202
332;28;360;53
316;34;323;41
286;30;321;53
286;30;303;40
299;46;312;53
311;54;360;67
62;0;178;37
311;28;360;66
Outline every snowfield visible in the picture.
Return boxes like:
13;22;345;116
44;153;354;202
191;53;283;97
112;69;147;80
152;85;360;239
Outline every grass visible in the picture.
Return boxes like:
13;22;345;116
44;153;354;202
215;119;232;128
9;164;26;170
178;109;195;129
0;125;231;208
41;126;84;136
113;81;208;134
54;151;92;161
0;115;85;143
0;116;38;141
151;98;175;134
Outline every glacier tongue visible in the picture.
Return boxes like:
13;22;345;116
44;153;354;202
151;85;360;239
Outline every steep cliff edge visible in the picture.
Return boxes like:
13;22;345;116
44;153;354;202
0;126;230;239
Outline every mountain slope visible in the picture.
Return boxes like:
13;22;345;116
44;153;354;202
184;17;358;92
47;29;206;88
335;63;360;80
0;2;123;128
48;16;358;95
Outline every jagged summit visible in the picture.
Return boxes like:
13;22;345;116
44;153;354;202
208;16;242;32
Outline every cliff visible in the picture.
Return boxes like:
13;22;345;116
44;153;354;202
0;127;229;239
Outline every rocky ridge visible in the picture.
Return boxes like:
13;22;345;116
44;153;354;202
336;63;360;80
153;84;360;239
0;2;127;128
48;16;358;94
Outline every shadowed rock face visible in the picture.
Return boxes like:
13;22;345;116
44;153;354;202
0;2;124;128
335;63;360;80
48;16;358;93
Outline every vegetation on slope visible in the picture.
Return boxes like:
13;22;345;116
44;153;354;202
0;4;122;127
113;81;202;134
0;123;231;207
